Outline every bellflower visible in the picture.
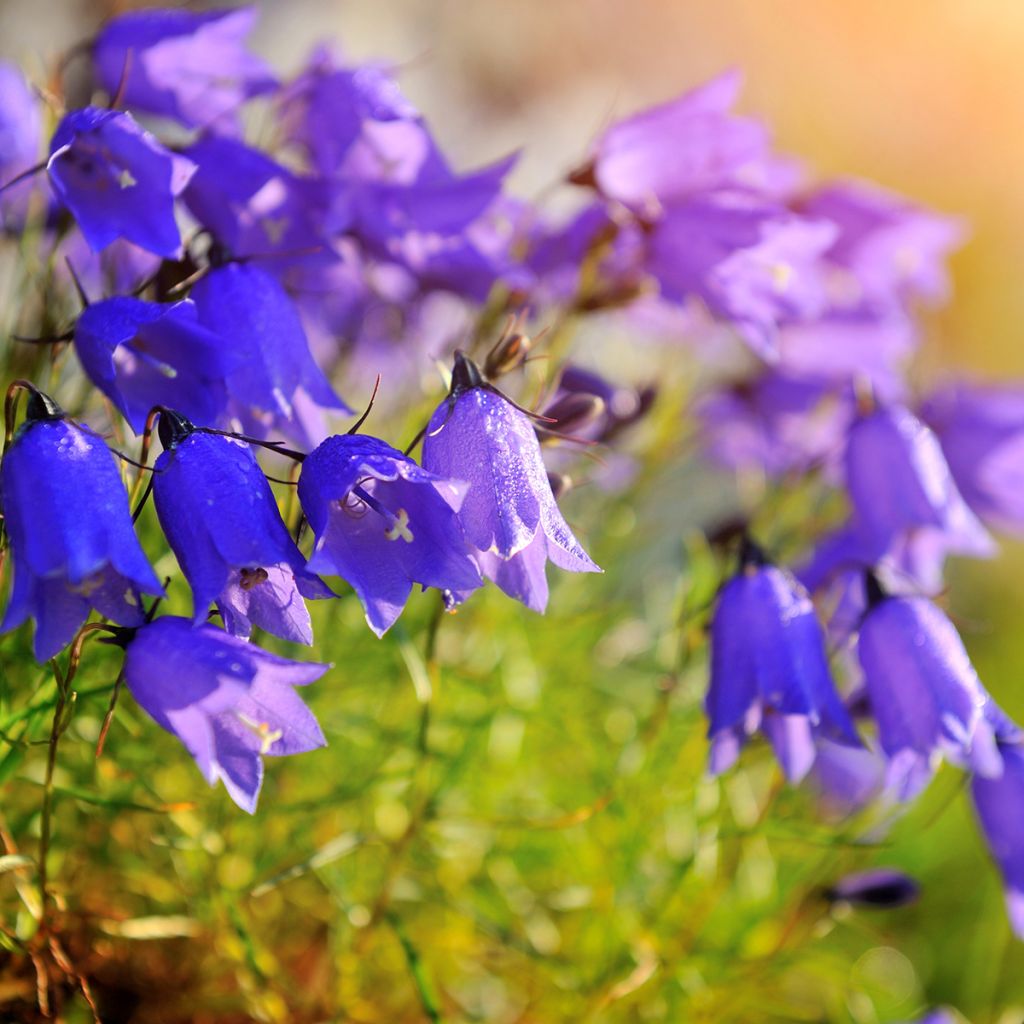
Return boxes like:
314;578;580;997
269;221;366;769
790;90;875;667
74;296;241;432
856;579;1012;800
706;541;859;783
824;868;920;909
123;617;327;813
579;70;769;213
923;381;1024;532
190;261;351;446
0;391;162;660
842;404;995;570
971;740;1024;938
152;413;331;644
47;108;195;257
0;62;42;227
93;6;276;132
422;353;601;612
298;434;481;636
645;193;836;360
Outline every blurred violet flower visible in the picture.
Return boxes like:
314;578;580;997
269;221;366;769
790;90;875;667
800;179;965;311
183;135;335;267
422;353;601;612
93;6;276;132
971;740;1024;938
923;380;1024;532
807;736;887;819
152;412;331;644
190;261;351;446
47;108;195;257
705;539;859;782
856;578;1014;799
74;296;241;432
577;70;770;214
298;434;481;636
0;62;42;227
55;229;161;298
0;391;162;660
646;193;836;360
824;868;920;908
123;616;327;813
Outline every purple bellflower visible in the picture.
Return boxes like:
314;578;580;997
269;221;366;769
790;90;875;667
0;390;162;660
971;740;1024;938
189;261;351;446
47;108;195;257
856;576;1012;800
422;353;601;613
74;296;241;432
93;6;276;132
824;868;920;909
578;70;770;214
298;434;481;636
0;62;42;227
152;411;332;644
923;380;1024;533
122;616;327;813
706;539;860;783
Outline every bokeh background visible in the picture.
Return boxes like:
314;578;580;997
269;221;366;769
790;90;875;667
2;2;1024;1022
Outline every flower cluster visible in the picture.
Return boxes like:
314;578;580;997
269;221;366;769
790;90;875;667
1;4;1022;946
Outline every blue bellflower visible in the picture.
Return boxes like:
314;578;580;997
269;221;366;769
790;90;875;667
74;296;241;432
47;107;195;257
298;434;481;636
422;353;601;613
0;391;162;660
152;412;332;644
971;740;1024;939
123;616;327;813
856;576;1012;800
189;261;351;446
0;62;42;228
706;540;859;782
93;6;276;132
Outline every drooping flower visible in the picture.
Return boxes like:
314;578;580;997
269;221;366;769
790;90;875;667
189;261;351;446
971;739;1024;938
705;539;859;782
0;62;42;228
47;108;196;257
74;296;240;432
122;616;327;813
422;352;601;612
856;577;1012;799
152;411;332;644
922;380;1024;532
0;390;162;660
93;6;276;132
824;868;920;909
298;434;481;636
576;70;770;213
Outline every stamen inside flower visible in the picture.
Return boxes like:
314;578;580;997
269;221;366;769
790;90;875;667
349;484;415;542
236;712;283;755
239;567;269;591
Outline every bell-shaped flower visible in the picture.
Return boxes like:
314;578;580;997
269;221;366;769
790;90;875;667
152;413;331;644
93;6;276;132
923;381;1024;533
578;70;770;213
47;107;195;257
843;404;995;571
298;434;481;636
645;193;836;360
183;135;334;268
122;616;327;813
0;391;162;660
422;353;601;612
190;261;351;446
706;541;859;782
856;578;1013;800
971;740;1024;939
0;62;43;228
74;296;241;432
